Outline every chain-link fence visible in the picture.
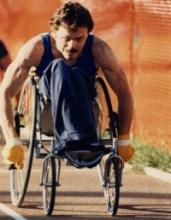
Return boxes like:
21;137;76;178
1;0;171;150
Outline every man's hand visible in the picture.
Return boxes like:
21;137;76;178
118;134;135;162
1;137;27;169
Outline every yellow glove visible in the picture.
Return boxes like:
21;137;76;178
118;134;135;162
1;138;27;169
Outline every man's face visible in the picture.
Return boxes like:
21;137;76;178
55;24;88;63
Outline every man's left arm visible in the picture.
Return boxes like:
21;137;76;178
93;37;134;161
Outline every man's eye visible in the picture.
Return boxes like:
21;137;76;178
62;37;70;41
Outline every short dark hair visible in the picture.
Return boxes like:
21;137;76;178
50;1;94;32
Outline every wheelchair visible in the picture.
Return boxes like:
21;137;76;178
9;69;124;216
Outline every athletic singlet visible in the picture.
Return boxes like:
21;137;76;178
37;32;98;97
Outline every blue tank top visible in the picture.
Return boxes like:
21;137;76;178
36;33;53;75
37;32;97;98
37;32;97;78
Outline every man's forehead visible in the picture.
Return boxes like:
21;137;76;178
57;23;88;35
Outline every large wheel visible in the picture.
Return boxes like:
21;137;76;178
95;77;121;215
10;76;37;207
95;76;116;184
95;76;117;146
42;155;57;216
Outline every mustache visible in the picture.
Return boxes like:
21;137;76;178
67;49;79;54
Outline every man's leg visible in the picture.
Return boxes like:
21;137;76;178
39;59;97;150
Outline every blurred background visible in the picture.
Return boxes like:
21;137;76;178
0;0;171;152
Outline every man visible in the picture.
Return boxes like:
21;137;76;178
0;1;134;169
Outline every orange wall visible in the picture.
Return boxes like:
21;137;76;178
132;1;171;150
1;0;171;151
0;0;61;57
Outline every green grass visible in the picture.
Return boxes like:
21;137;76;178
129;139;171;173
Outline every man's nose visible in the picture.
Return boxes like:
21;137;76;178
67;39;78;49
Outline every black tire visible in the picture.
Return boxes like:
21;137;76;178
10;77;37;207
42;156;56;216
104;156;121;216
95;77;121;215
95;77;116;185
95;76;118;142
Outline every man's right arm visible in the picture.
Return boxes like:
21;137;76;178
0;36;43;141
0;59;30;140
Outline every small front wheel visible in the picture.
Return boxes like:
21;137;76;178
104;156;122;216
42;156;56;216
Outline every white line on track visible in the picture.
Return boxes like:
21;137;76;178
0;203;28;220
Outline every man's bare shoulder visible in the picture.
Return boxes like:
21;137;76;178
92;36;111;51
92;36;116;69
15;34;45;68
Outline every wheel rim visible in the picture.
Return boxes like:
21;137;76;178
10;78;37;206
96;78;114;188
95;78;114;147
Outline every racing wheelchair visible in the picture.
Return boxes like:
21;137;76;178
9;68;124;216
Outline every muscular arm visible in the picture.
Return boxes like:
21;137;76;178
0;36;43;140
93;37;134;135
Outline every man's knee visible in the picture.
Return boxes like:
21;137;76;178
51;59;70;77
39;59;67;96
50;59;73;91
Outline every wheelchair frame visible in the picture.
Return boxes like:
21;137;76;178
10;70;124;217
